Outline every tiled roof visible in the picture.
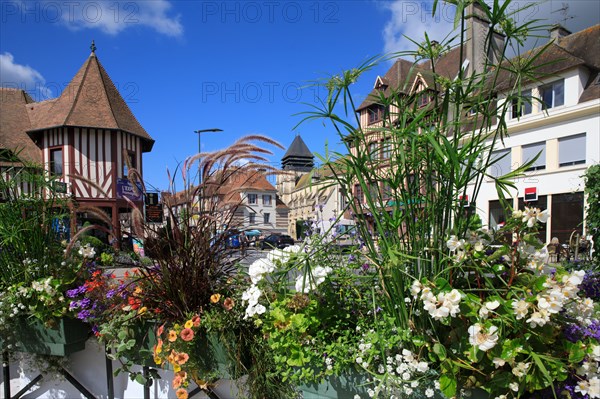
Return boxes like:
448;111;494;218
0;88;41;164
358;24;600;111
1;50;155;164
206;169;277;203
27;52;154;151
493;24;599;95
357;47;462;111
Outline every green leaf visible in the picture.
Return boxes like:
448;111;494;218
135;373;147;385
117;330;128;341
433;343;447;360
567;342;586;364
434;277;451;291
439;374;457;398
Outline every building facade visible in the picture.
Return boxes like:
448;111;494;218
479;25;600;244
352;4;598;246
0;44;154;243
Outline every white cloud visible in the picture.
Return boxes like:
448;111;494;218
381;0;600;57
0;52;53;99
54;0;183;37
381;0;455;56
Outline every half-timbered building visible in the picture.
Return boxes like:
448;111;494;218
0;43;154;243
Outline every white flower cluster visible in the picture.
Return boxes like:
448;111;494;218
242;245;303;319
574;345;600;398
511;270;586;328
412;281;462;321
31;277;56;296
513;207;549;228
241;285;265;319
78;243;96;259
354;339;435;399
294;266;332;293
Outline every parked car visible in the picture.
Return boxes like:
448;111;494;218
260;234;295;250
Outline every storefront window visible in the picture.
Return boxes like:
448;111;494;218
551;192;584;244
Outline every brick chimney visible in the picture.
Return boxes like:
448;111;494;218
465;2;505;76
549;24;572;41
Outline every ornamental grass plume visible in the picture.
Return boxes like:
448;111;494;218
126;135;283;322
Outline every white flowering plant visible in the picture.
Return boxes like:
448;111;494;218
242;239;380;385
0;243;94;335
409;208;599;399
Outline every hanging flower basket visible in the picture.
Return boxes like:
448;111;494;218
6;317;90;356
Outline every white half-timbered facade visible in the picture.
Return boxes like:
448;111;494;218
1;44;154;245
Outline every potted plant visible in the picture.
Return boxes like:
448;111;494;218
0;163;92;357
241;0;600;397
74;136;296;398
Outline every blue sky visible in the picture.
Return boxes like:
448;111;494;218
1;0;598;191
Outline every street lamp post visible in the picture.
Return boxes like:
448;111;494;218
193;128;223;185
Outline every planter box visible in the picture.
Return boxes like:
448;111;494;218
299;373;369;399
131;323;238;379
4;317;90;356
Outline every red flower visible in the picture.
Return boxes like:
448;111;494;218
180;328;194;342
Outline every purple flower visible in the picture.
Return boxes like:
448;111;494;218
106;289;116;299
348;255;356;263
79;298;91;309
69;300;80;310
66;285;86;298
361;263;369;272
77;310;91;320
581;271;600;300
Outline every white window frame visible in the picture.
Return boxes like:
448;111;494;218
511;89;532;119
540;80;564;110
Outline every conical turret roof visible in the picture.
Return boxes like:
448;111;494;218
282;135;314;171
27;47;154;151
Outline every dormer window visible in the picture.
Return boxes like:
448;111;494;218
417;91;433;107
368;105;385;124
511;89;532;118
540;80;564;109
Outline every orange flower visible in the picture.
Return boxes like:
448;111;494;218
176;388;188;399
177;371;187;380
191;315;201;327
168;330;177;342
180;328;194;342
223;297;235;311
153;338;163;355
210;293;221;303
157;324;165;336
172;375;183;389
175;351;189;365
168;350;176;364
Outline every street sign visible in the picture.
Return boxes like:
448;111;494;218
524;187;538;202
145;204;163;223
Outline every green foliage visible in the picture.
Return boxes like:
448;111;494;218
410;212;598;398
0;166;70;288
584;164;600;262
